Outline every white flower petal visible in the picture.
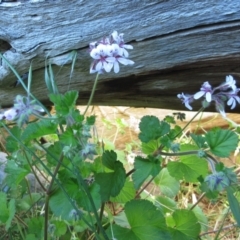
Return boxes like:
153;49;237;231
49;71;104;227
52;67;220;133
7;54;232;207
227;97;233;106
118;57;134;65
206;92;212;102
194;91;205;100
113;62;120;73
90;49;100;59
111;31;118;41
177;93;183;99
103;62;113;72
122;48;129;57
95;61;103;72
235;96;240;104
123;44;133;50
106;57;116;63
4;108;17;121
185;102;193;110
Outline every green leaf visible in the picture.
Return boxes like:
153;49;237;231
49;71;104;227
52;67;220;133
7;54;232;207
49;189;75;221
5;199;15;230
190;134;207;148
0;192;9;223
189;205;208;233
95;161;126;202
26;234;38;240
46;141;66;165
132;156;161;190
86;115;96;125
59;127;78;146
21;119;58;142
205;129;238;157
141;140;159;155
5;160;29;187
169;209;201;239
226;187;240;226
139;116;170;143
156;196;177;214
164;115;176;124
18;193;42;211
107;199;170;240
110;178;135;203
154;168;180;198
51;220;67;237
77;183;101;212
102;150;118;170
5;126;22;152
49;91;78;115
167;144;208;182
26;217;44;239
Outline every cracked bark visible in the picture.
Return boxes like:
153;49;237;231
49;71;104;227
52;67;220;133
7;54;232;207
0;0;240;113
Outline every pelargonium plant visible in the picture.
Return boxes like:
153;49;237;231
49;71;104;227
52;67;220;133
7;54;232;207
177;75;240;117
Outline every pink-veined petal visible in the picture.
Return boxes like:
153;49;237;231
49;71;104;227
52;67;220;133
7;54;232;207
90;48;101;59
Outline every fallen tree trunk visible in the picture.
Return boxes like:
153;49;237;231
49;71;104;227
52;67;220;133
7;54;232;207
0;0;240;113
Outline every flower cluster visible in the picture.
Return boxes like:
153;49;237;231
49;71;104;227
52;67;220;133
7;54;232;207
177;75;240;117
0;95;44;125
89;31;134;74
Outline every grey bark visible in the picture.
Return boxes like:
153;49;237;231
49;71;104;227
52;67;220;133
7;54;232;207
0;0;240;112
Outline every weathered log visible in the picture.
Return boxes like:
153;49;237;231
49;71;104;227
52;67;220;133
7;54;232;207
0;0;240;113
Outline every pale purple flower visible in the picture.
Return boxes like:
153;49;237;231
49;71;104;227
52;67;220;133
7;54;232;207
89;30;134;74
177;93;194;110
223;75;237;91
3;108;18;121
90;44;114;73
226;89;240;109
178;75;240;117
111;31;133;57
0;95;44;125
194;81;213;102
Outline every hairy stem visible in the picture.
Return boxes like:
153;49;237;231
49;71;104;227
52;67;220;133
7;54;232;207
84;73;99;115
44;152;64;240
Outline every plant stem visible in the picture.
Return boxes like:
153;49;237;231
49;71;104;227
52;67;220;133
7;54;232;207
189;193;206;210
97;202;105;234
173;107;205;139
126;168;135;177
44;152;64;240
84;73;99;115
135;176;155;199
74;170;109;240
199;223;237;237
